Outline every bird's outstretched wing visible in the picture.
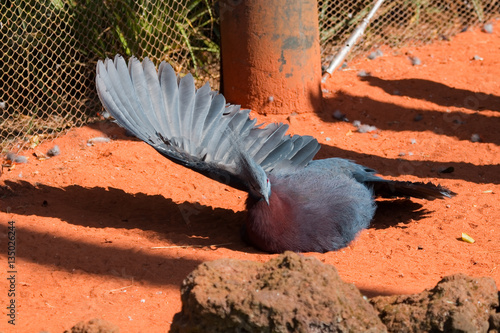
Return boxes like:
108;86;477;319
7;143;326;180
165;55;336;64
96;55;320;192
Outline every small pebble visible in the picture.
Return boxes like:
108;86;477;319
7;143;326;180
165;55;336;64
325;137;331;142
414;114;423;121
357;70;370;77
87;137;111;146
372;134;379;139
472;55;483;61
410;56;421;66
439;166;455;174
47;145;60;157
6;152;28;163
268;96;274;102
483;23;493;34
353;120;377;133
410;138;417;144
417;245;424;250
408;151;413;156
99;110;111;119
357;124;377;133
367;49;383;60
398;152;406;157
471;133;481;142
332;110;347;121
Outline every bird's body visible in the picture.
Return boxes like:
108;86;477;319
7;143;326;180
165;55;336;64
96;55;455;253
245;169;375;252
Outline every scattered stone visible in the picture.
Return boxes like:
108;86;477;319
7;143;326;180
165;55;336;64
358;124;378;133
439;166;455;174
414;114;423;122
398;152;406;157
352;120;377;133
408;151;413;156
6;152;28;164
98;110;111;119
47;145;60;157
64;318;119;333
370;273;499;333
368;49;383;60
87;137;111;146
483;23;494;34
410;56;421;66
473;55;484;61
410;139;417;144
171;252;387;333
332;109;348;121
325;137;331;142
471;133;481;142
357;70;371;77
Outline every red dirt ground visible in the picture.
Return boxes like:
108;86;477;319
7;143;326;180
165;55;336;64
1;24;499;332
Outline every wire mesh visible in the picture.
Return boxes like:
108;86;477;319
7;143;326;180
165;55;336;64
319;0;500;68
1;0;499;152
1;0;218;152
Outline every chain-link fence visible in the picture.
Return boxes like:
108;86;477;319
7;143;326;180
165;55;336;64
1;0;218;153
319;0;500;68
1;0;499;153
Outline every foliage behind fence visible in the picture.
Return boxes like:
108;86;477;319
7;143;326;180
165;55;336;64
1;0;498;152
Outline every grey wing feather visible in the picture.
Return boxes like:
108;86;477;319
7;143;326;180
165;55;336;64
96;55;320;192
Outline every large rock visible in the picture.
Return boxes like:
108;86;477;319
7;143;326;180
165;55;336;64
171;252;387;333
64;318;119;333
370;274;499;333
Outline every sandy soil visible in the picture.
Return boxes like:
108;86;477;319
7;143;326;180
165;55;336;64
1;24;499;332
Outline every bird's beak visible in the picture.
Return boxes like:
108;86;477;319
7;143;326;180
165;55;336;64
264;196;270;206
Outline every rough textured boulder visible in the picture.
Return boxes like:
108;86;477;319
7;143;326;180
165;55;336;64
490;311;500;333
171;252;387;333
370;274;499;333
64;318;119;333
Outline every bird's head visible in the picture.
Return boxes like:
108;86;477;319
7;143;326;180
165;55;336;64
247;167;271;205
231;134;272;205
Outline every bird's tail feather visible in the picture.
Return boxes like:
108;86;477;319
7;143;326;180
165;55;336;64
369;180;456;200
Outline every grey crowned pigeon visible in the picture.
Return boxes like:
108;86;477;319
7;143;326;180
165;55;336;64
96;55;455;253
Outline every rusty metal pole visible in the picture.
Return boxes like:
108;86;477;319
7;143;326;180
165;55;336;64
219;0;323;115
